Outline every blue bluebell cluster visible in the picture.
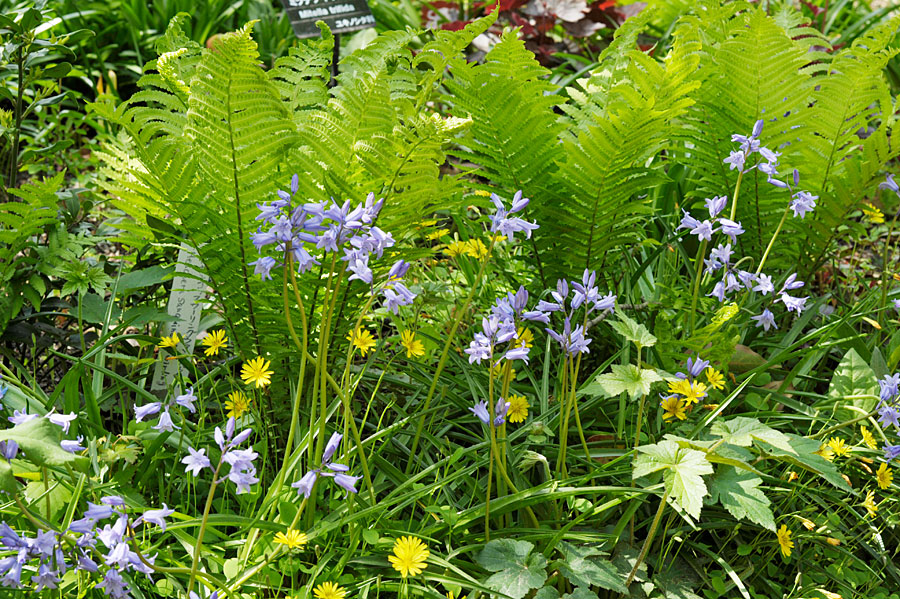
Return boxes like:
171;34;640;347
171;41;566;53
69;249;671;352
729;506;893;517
0;492;175;596
292;432;360;498
181;417;258;494
540;270;616;356
4;408;84;454
878;374;900;461
134;386;197;433
252;175;416;313
470;399;509;426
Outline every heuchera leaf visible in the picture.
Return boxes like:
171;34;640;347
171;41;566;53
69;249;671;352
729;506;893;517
708;466;775;531
710;416;795;454
557;542;628;594
609;312;657;348
476;539;548;599
0;417;89;473
634;440;713;520
590;364;662;400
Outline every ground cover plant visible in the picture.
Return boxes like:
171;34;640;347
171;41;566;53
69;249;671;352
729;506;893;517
2;0;900;598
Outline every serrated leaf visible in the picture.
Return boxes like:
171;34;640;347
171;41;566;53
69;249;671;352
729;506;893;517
708;466;775;531
564;589;598;599
558;542;628;594
0;418;89;473
590;364;662;400
609;312;656;348
24;479;72;520
828;348;878;415
764;434;852;491
710;417;794;454
634;440;713;520
476;539;548;599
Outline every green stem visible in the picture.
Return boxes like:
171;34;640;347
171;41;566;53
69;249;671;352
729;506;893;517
187;458;224;595
755;202;792;276
556;355;572;478
688;239;709;335
625;488;670;588
405;238;497;473
879;214;898;315
728;169;745;222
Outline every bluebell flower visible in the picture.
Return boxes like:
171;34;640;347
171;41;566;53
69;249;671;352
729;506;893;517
709;243;732;266
330;472;360;494
780;273;805;292
61;437;85;453
153;408;179;433
8;409;37;426
0;441;17;461
880;373;900;402
718;219;744;243
708;281;726;302
778;293;808;313
488;190;539;241
135;403;161;422
879;174;899;196
878;405;900;428
685;356;709;378
883;444;900;461
494;400;511;426
182;447;211;477
723;150;745;172
470;400;490;424
676;210;701;233
753;274;774;295
790;191;817;218
97;569;129;598
690;220;715;242
175;388;197;413
323;432;342;463
751;308;777;331
292;470;318;498
251;256;278;281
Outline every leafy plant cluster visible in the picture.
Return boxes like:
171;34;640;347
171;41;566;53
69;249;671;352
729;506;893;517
1;2;900;599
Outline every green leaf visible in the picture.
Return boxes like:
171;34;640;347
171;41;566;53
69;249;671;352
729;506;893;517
634;440;713;520
764;434;852;491
590;364;662;400
558;542;628;594
609;312;657;348
0;418;89;473
708;466;775;531
565;589;598;599
24;479;72;520
476;539;548;599
0;461;17;495
828;348;879;415
710;417;795;454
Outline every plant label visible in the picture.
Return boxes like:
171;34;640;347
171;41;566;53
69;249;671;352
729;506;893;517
278;0;375;38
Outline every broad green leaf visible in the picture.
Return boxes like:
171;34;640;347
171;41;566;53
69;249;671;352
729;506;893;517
728;344;766;374
0;461;17;495
0;418;89;473
828;348;878;415
558;542;628;594
634;440;713;520
609;312;656;348
708;466;775;531
710;417;794;454
476;539;548;599
24;480;72;521
590;364;662;400
535;588;560;599
764;434;852;491
565;589;598;599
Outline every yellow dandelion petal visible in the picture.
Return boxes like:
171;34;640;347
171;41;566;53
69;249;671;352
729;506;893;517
815;445;835;462
426;228;450;241
473;189;492;197
274;528;308;550
776;524;793;557
201;329;228;357
241;356;273;388
444;240;468;258
863;489;878;518
225;391;251;419
862;203;885;224
860;426;877;450
667;379;692;397
876;462;893;490
827;437;850;457
347;327;376;356
660;396;687;422
400;330;425;359
464;239;488;260
388;536;429;578
158;331;180;350
516;327;533;349
506;394;529;424
313;582;347;599
705;367;725;391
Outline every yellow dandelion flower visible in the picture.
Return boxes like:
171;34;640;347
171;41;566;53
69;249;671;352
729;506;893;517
876;462;893;490
347;327;376;356
488;233;506;244
815;445;835;461
863;490;878;518
465;239;488;260
862;203;885;224
667;379;692;397
313;582;347;599
705;368;725;391
473;189;491;197
860;426;877;450
660;396;687;421
201;329;228;357
418;219;438;227
274;528;308;550
400;330;425;359
426;228;450;240
444;240;468;258
388;536;429;578
489;361;515;380
506;394;529;424
225;391;251;419
825;538;840;547
827;437;850;457
516;327;533;349
158;331;180;350
241;357;273;388
776;524;793;557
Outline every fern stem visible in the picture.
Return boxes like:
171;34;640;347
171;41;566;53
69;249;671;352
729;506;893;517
405;238;497;473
